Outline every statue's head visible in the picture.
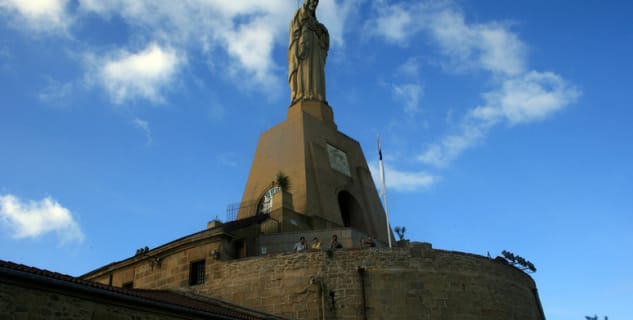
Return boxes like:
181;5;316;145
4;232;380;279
304;0;319;12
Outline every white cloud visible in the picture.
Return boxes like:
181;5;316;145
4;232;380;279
391;58;424;115
3;0;357;102
473;24;525;76
133;118;152;146
0;194;84;244
89;43;183;104
318;0;362;47
369;162;439;192
418;118;491;167
428;11;526;76
397;57;420;77
367;1;525;76
0;0;70;32
367;1;579;168
76;0;355;97
77;0;289;94
419;71;580;167
473;71;581;125
393;83;423;114
221;17;277;84
365;2;417;45
38;77;74;103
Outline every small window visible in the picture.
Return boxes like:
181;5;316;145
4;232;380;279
122;281;133;289
189;260;206;286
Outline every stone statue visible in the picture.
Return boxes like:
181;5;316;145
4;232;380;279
288;0;329;105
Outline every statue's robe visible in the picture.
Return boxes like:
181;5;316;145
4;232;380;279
289;6;329;104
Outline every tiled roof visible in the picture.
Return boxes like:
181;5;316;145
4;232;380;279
0;259;284;320
130;289;285;320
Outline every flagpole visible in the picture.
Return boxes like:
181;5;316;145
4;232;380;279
378;135;393;248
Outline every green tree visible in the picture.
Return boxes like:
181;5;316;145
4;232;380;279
501;250;536;273
394;226;406;240
275;172;290;192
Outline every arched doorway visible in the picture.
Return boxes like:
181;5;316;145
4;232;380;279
338;191;362;229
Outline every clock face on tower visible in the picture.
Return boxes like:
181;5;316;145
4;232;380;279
327;144;351;176
257;186;281;214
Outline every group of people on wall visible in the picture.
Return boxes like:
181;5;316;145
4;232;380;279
293;234;376;252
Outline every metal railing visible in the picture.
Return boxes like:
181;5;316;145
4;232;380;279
225;200;258;222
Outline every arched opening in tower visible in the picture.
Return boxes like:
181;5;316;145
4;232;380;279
338;191;361;229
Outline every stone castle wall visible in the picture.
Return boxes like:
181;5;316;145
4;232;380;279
199;248;542;319
90;241;222;289
88;246;544;320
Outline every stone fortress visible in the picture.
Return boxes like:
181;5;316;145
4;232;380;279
81;1;546;319
1;1;546;319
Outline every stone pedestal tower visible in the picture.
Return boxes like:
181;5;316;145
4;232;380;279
238;100;390;243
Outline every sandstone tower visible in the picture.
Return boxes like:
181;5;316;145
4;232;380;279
237;0;390;244
237;100;390;244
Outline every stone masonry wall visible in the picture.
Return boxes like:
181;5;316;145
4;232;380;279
91;241;222;289
87;246;543;320
195;248;542;320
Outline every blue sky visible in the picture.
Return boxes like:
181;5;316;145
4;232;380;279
1;0;631;319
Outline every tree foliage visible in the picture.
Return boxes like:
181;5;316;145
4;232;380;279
501;250;537;273
585;315;608;320
394;226;406;240
275;172;290;191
